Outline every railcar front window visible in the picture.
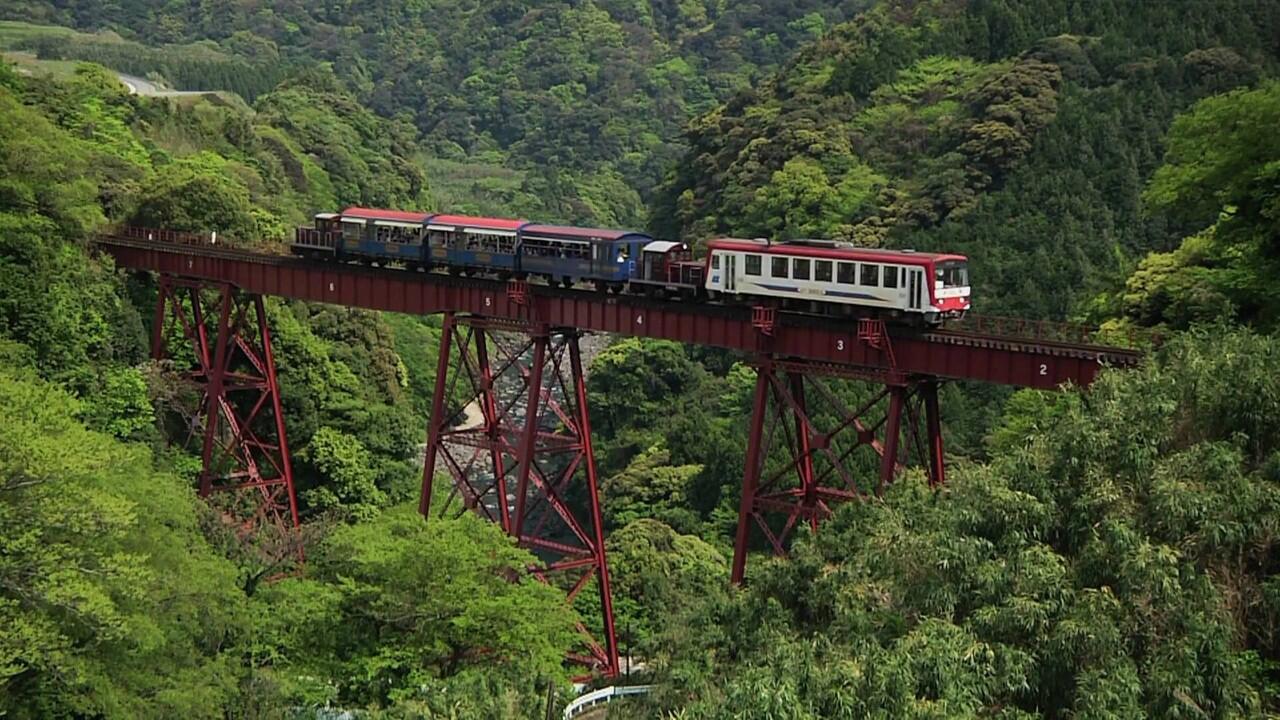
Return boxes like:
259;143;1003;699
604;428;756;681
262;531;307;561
936;261;969;287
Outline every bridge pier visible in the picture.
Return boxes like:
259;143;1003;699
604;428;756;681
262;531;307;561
151;276;303;570
420;313;619;679
730;359;945;585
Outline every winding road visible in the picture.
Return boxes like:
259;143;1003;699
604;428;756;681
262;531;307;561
115;72;211;97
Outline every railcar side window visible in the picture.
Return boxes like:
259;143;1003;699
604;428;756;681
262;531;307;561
745;254;762;276
711;254;721;270
837;262;856;284
861;263;880;287
815;260;833;282
793;258;810;280
771;257;789;278
884;266;899;289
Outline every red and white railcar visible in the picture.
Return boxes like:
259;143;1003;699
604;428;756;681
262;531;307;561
703;238;970;324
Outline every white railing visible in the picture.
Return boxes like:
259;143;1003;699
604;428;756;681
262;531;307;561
562;684;654;719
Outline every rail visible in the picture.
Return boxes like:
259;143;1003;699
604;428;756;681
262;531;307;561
951;313;1160;350
563;685;653;719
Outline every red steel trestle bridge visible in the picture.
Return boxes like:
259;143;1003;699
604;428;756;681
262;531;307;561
98;229;1144;678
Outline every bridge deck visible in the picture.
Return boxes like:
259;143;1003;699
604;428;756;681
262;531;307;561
95;235;1142;389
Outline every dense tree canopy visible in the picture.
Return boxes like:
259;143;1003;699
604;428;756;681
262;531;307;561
622;328;1280;718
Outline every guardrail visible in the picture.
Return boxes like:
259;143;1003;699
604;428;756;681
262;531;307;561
563;685;654;719
950;313;1161;350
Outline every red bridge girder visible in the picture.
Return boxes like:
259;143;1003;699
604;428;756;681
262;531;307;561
103;231;1149;615
731;359;946;584
419;316;619;678
151;276;303;574
97;235;1142;390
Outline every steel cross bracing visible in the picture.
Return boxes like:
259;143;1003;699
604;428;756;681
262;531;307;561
730;358;945;584
419;315;619;678
151;277;303;573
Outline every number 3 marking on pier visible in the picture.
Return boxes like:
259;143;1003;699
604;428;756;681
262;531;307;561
837;339;845;351
1040;363;1048;376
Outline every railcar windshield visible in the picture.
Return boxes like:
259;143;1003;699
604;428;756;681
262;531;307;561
935;260;969;288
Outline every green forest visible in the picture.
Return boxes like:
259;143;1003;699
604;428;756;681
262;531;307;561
0;0;1279;717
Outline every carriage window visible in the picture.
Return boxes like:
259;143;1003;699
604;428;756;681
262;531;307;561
745;254;762;276
711;254;721;270
793;258;810;280
884;266;899;289
861;264;880;286
815;260;832;282
771;257;789;278
837;262;856;284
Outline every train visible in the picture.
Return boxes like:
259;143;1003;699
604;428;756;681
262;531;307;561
293;206;971;324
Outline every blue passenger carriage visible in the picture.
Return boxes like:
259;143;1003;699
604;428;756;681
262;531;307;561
518;224;650;289
426;214;524;275
336;207;431;266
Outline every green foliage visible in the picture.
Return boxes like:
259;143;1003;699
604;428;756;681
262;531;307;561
629;328;1280;718
587;339;748;539
604;444;703;533
299;427;386;522
1116;81;1280;329
255;504;578;711
131;152;258;239
606;518;727;647
255;67;429;210
77;363;154;440
0;78;105;235
0;364;250;718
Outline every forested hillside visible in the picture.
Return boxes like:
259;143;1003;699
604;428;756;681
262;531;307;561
1;0;1279;718
0;58;581;717
654;0;1280;318
1;0;878;225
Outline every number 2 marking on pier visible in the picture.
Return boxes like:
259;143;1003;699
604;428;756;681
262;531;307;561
1040;363;1048;376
